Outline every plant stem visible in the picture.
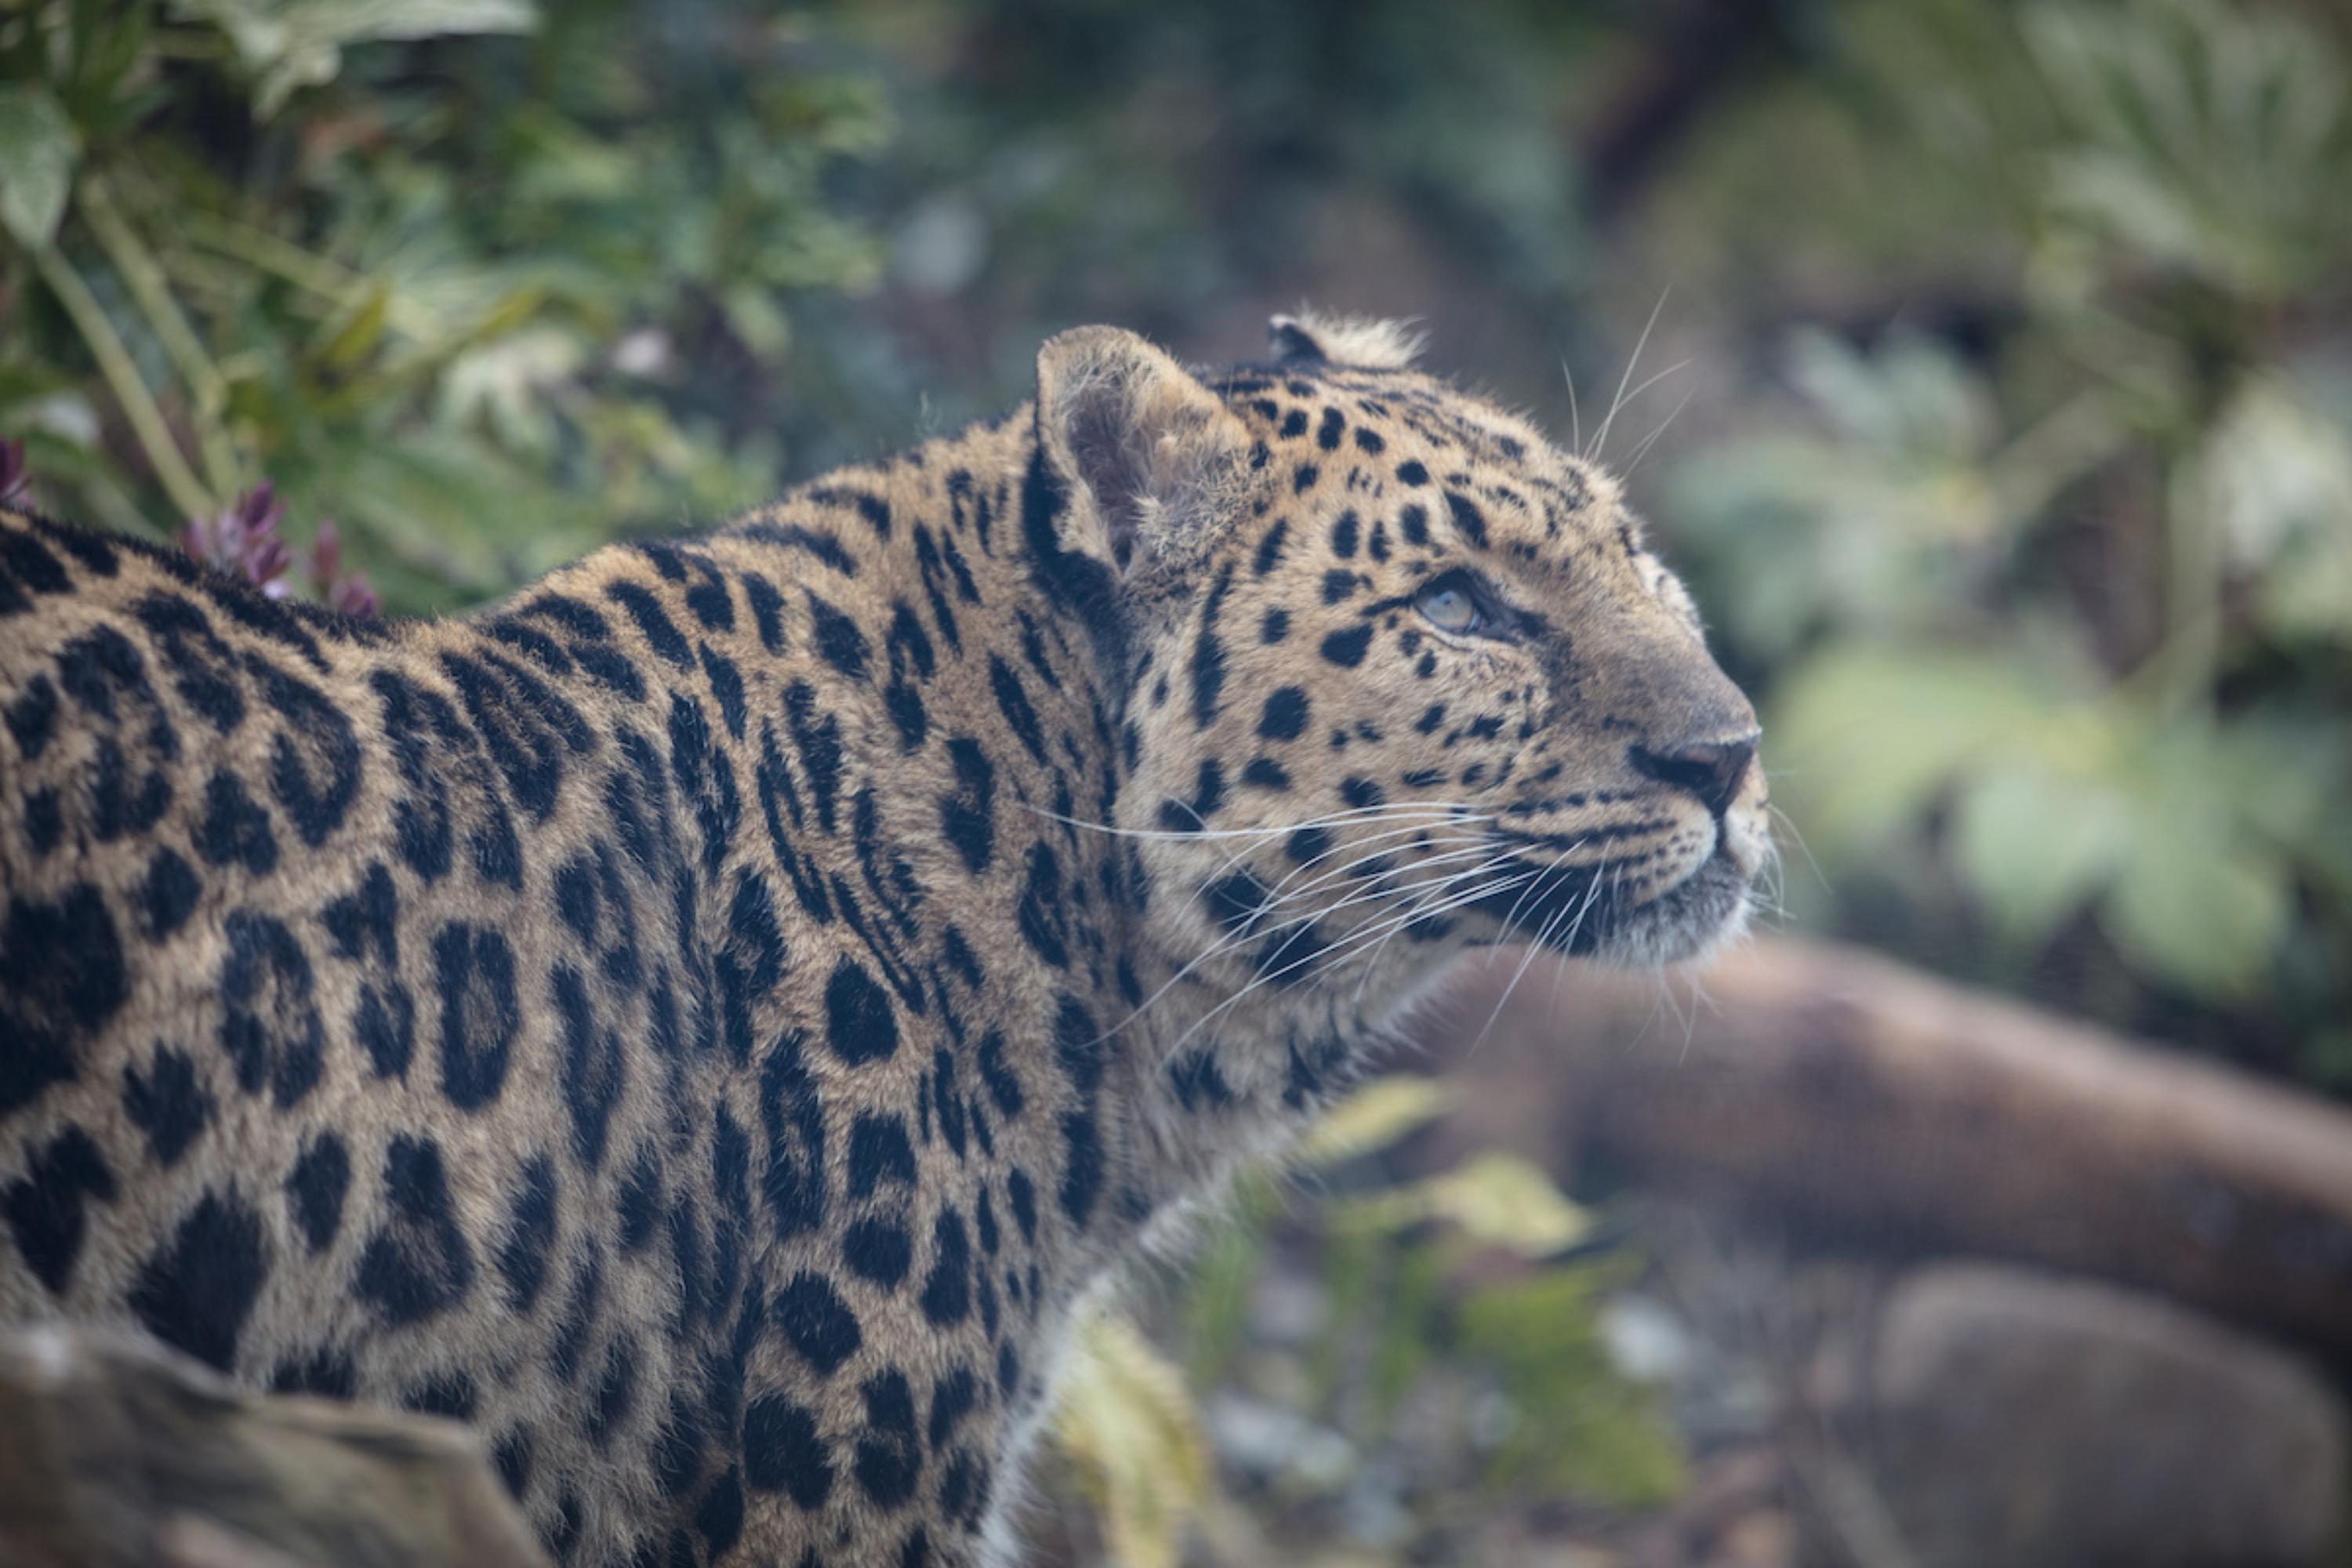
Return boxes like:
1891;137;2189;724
1987;390;2123;524
34;244;215;523
78;171;241;500
179;210;437;339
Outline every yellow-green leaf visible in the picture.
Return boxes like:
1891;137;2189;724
1053;1311;1211;1568
1344;1151;1593;1258
1295;1074;1457;1168
320;282;391;372
1949;757;2130;943
2106;828;2291;999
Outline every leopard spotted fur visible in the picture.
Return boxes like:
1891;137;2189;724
0;314;1768;1566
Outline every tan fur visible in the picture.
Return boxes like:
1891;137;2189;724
0;319;1765;1567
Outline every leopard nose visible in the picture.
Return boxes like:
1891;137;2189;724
1632;729;1759;818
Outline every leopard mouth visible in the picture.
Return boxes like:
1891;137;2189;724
1467;844;1750;964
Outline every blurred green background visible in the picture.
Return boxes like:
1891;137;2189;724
5;0;2350;1555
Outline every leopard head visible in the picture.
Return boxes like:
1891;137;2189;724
1031;314;1769;1015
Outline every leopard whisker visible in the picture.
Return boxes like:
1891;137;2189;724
1621;377;1697;481
1021;800;1475;844
1210;837;1512;989
1319;865;1539;1009
1107;830;1500;1042
1345;840;1598;1010
1354;840;1558;1011
1322;847;1545;990
1466;851;1599;1053
1589;284;1670;466
1162;805;1499;945
1165;823;1497;972
1165;839;1525;1038
1248;826;1498;916
1165;854;1533;1058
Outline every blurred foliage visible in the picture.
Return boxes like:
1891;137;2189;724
1455;1265;1684;1508
1124;1074;1683;1561
9;0;2352;1556
1662;0;2352;1083
0;0;884;612
732;0;1678;475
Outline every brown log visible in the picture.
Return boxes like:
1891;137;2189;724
1424;937;2352;1363
0;1324;549;1568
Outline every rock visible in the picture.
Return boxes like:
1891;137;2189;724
0;1323;549;1568
1859;1264;2347;1568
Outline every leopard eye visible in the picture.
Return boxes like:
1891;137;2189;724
1415;576;1484;634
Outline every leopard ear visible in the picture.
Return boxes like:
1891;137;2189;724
1034;326;1252;576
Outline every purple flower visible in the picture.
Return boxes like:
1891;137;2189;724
181;482;378;617
309;520;382;618
0;438;28;506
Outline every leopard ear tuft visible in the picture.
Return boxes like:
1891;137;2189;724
1267;316;1327;365
1035;326;1254;576
1267;310;1425;371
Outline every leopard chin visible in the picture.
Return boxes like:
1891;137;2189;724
1590;848;1757;967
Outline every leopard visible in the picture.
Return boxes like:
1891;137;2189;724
0;312;1768;1567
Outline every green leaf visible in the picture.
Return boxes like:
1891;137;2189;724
1949;757;2130;945
0;85;79;251
1773;644;2074;855
1785;325;1996;459
71;2;154;120
173;0;540;114
2199;373;2352;644
2206;713;2339;853
436;325;584;460
720;283;791;361
319;281;391;372
2104;779;2292;999
1457;1267;1686;1508
2024;0;2352;298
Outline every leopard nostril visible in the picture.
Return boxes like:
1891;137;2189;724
1632;730;1759;818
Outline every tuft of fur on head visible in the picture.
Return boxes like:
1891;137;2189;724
1267;310;1426;371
